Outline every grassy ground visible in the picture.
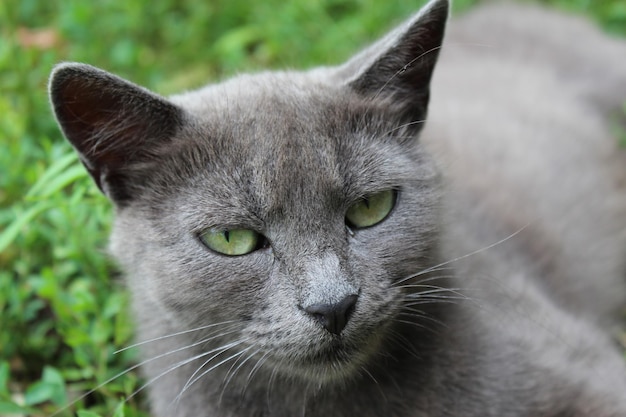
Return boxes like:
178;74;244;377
1;0;625;416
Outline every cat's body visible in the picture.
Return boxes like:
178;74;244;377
49;1;626;416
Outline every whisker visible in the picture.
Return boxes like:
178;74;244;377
397;284;464;294
360;366;388;404
266;358;280;411
398;307;448;329
50;325;241;416
176;339;250;399
115;319;238;354
385;327;422;360
396;224;530;286
177;345;251;402
127;339;249;406
243;349;274;396
401;284;473;302
404;291;469;301
393;268;456;287
392;318;437;333
219;347;263;405
402;298;462;307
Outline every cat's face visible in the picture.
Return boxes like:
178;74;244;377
49;0;448;384
110;74;442;381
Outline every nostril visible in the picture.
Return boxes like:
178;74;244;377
339;294;358;323
344;299;356;321
303;294;359;335
309;312;327;326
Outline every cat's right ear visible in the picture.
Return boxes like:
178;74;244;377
49;63;184;205
338;0;448;128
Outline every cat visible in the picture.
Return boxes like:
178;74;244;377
49;0;626;415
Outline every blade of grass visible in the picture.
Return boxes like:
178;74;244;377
0;201;55;253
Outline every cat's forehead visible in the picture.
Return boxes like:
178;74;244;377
173;71;413;186
164;72;423;222
172;71;350;137
176;74;344;182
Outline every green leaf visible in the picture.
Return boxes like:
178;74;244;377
0;362;9;395
0;201;55;253
78;410;104;417
30;164;88;199
23;366;66;406
113;402;126;417
0;401;31;414
24;381;54;406
42;366;65;387
25;152;78;198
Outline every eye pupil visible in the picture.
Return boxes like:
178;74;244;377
223;230;230;242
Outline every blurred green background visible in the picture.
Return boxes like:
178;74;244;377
1;0;625;416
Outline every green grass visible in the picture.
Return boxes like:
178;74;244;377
1;0;624;415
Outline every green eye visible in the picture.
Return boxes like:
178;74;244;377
345;190;396;229
199;229;263;256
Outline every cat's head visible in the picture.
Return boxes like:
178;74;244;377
49;0;448;383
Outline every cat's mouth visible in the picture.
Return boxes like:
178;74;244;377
270;319;391;383
284;343;366;383
304;339;357;364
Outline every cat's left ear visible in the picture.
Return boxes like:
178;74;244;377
339;0;449;125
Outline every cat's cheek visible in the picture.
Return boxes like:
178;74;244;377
145;248;273;327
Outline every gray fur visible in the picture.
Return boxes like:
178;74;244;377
49;0;626;415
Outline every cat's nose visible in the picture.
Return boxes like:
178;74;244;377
303;294;359;335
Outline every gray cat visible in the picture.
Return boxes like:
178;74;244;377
49;0;626;415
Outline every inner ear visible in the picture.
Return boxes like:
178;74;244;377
342;0;449;126
49;63;184;204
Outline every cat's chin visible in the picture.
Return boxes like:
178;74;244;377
277;350;368;385
268;325;389;385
